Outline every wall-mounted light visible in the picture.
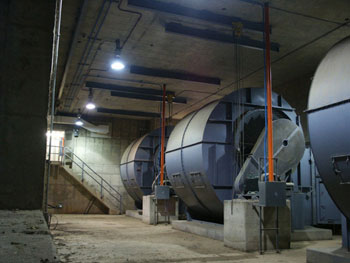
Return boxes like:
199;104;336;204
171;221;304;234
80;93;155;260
111;39;125;71
86;88;96;110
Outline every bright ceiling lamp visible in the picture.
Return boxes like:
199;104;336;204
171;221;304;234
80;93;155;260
75;110;84;126
75;119;83;126
86;88;96;110
111;55;125;70
86;102;96;110
111;39;125;71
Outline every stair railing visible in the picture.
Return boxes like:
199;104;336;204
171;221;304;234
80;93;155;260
53;146;124;213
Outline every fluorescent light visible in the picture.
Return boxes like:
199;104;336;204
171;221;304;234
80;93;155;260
75;120;83;126
86;102;96;110
111;57;125;70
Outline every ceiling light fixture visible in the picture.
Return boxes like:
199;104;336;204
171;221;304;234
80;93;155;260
111;39;125;71
75;119;83;126
75;110;84;126
86;88;96;110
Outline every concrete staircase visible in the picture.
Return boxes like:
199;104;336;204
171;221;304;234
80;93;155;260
54;146;124;215
60;166;120;215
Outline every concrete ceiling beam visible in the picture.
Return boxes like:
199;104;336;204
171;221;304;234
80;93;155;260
128;0;270;34
129;65;221;85
97;107;160;118
165;22;280;52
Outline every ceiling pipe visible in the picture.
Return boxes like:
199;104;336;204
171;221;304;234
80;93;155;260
54;116;110;134
64;0;112;112
45;0;63;223
58;0;89;101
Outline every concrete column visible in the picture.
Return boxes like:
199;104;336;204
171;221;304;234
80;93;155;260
0;1;54;209
142;195;156;225
224;199;291;252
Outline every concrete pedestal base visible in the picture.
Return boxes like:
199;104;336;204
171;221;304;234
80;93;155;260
307;247;350;263
172;220;223;241
292;226;332;242
142;195;179;225
224;199;291;252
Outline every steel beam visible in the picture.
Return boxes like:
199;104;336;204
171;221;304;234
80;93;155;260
128;0;269;33
97;107;160;118
130;65;221;85
86;81;175;96
110;91;187;104
165;22;280;52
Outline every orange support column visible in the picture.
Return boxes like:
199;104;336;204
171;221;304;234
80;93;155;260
160;84;166;185
264;3;274;182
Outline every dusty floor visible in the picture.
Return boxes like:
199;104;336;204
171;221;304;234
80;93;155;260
52;214;341;263
0;210;57;263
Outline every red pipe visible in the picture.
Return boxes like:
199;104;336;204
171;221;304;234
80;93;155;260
264;3;274;182
160;84;166;186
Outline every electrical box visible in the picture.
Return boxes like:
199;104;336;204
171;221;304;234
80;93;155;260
258;181;286;207
155;185;170;200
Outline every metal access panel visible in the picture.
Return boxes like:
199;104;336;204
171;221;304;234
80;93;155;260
259;181;286;207
155;185;170;200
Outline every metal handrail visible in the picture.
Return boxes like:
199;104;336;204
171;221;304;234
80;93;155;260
64;147;122;198
49;146;124;213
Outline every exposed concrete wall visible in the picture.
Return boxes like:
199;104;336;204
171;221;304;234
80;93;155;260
54;118;150;211
48;165;109;214
0;1;54;209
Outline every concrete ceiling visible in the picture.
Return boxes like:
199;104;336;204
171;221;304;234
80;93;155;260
56;0;350;120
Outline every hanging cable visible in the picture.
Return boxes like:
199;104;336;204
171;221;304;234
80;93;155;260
264;3;274;182
262;5;268;182
232;22;244;200
160;84;166;186
157;85;162;185
67;0;112;111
